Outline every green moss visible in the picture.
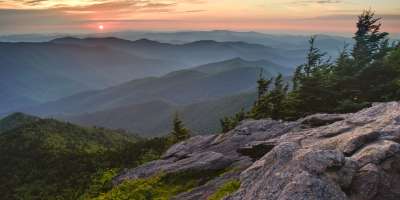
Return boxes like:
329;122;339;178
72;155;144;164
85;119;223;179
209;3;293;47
92;169;228;200
79;169;119;199
208;179;241;200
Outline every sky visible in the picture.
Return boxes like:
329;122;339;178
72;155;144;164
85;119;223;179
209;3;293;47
0;0;399;35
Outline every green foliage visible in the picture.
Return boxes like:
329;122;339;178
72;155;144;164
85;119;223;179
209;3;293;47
222;10;399;127
168;113;191;144
378;46;400;99
79;169;119;199
90;169;228;200
208;179;241;200
250;74;290;120
290;36;336;116
256;69;272;100
252;10;399;120
220;108;246;133
0;115;171;200
353;9;389;66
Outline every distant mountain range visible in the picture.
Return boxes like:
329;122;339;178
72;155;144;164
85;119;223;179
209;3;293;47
22;58;288;115
0;30;354;51
0;36;303;113
49;36;300;67
0;30;355;65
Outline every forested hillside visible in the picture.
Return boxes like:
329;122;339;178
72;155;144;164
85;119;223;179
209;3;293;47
0;113;172;200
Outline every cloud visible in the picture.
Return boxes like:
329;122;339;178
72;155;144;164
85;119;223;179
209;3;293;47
183;9;206;13
312;14;400;20
292;0;343;6
0;0;182;21
23;0;49;6
1;0;205;9
313;0;342;4
2;0;209;17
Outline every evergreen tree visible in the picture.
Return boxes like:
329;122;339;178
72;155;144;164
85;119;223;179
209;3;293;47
292;36;335;114
220;117;234;133
256;69;271;101
345;9;391;106
373;45;400;100
269;74;288;119
250;74;289;119
223;10;399;130
292;66;302;91
220;108;246;133
352;9;389;67
293;37;331;88
304;36;328;76
169;113;190;144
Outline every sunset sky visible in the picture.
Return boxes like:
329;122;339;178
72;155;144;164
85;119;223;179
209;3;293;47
0;0;399;35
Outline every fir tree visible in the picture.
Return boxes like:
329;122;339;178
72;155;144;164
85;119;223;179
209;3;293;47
269;74;288;119
256;69;271;101
220;108;246;133
292;36;334;114
223;10;399;129
352;9;389;67
169;113;190;144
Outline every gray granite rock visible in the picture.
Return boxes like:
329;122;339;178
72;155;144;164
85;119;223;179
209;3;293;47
113;102;400;200
227;102;400;200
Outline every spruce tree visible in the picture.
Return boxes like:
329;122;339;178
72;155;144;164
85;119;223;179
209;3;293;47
349;9;391;105
169;113;190;144
352;9;389;67
220;108;246;133
256;69;271;101
269;74;287;119
220;117;234;133
292;36;334;114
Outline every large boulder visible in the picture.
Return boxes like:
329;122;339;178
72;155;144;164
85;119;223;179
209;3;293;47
227;102;400;200
113;102;400;200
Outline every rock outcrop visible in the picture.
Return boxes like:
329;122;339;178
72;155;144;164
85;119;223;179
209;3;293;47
114;102;400;200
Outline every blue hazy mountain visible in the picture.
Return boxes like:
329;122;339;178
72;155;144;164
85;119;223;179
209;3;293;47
22;58;290;116
0;37;300;113
62;93;256;136
0;30;353;52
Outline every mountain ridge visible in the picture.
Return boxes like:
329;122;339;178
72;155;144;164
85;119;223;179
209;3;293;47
0;36;302;113
61;92;257;136
18;58;287;135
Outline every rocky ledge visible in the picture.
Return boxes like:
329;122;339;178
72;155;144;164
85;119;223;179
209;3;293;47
114;102;400;200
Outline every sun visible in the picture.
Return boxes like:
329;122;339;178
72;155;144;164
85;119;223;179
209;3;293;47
98;25;104;30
